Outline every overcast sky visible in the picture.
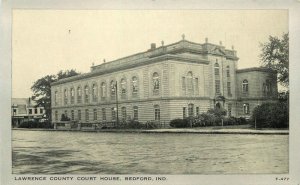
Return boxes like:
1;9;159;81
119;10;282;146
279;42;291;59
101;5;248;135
12;10;288;98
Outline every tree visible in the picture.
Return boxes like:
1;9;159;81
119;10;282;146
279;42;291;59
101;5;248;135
260;33;289;87
31;69;80;121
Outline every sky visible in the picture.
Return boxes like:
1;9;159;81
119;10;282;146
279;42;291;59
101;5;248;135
12;10;288;98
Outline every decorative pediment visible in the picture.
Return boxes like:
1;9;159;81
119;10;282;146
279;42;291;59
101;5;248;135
212;47;226;56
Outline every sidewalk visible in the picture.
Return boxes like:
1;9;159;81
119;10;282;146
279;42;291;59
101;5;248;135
13;127;289;135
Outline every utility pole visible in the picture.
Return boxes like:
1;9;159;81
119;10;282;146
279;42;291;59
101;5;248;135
115;81;119;126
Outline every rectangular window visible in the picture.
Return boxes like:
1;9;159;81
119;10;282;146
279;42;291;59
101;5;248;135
121;107;126;121
188;104;194;117
40;109;43;114
64;110;68;118
55;111;58;121
71;110;74;121
102;108;106;121
182;77;186;91
183;107;186;119
194;78;199;95
78;110;81;121
228;104;232;117
85;109;89;121
34;108;38;114
215;80;220;94
196;107;199;115
93;109;97;120
13;109;17;113
243;103;250;114
29;109;32;114
111;108;116;121
154;106;160;121
133;106;138;120
227;82;232;96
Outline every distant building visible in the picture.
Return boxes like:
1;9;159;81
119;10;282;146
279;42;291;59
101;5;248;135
11;98;45;127
51;38;277;124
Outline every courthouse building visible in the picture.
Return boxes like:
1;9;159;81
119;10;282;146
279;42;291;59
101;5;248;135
51;37;277;124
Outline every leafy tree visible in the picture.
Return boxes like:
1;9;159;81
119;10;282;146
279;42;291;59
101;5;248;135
31;69;80;121
251;102;288;128
260;33;289;87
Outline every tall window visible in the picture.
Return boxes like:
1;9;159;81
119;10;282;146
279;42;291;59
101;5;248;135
227;82;232;96
133;106;138;120
228;104;232;117
64;110;68;118
215;80;221;94
187;71;193;91
78;110;81;121
242;80;249;93
183;107;186;119
54;91;58;105
101;82;106;98
102;108;106;121
92;84;97;102
34;108;38;114
93;109;97;120
55;111;58;121
64;89;68;105
243;103;249;114
70;88;75;104
111;108;116;121
85;109;89;121
110;80;116;97
77;87;82;103
153;72;160;94
132;77;138;94
188;103;194;117
121;107;126;121
194;78;199;95
214;63;220;76
84;85;89;103
29;109;32;114
71;110;74;120
121;78;127;95
266;80;272;95
226;65;230;77
40;109;43;114
196;107;199;115
154;105;160;121
182;77;186;92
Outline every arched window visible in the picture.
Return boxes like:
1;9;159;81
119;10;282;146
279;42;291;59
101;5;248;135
92;84;97;102
132;76;138;94
64;89;68;105
101;82;106;98
242;79;249;93
154;105;160;121
187;71;193;90
54;91;58;105
121;107;127;121
77;87;82;103
133;106;138;120
84;85;89;103
188;103;194;117
70;88;75;104
121;78;127;94
214;63;220;76
110;80;116;97
153;72;160;94
226;65;230;77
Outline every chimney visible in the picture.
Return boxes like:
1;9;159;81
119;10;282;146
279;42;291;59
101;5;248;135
205;37;208;43
150;43;156;50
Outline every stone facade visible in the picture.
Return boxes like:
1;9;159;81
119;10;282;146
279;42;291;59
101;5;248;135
51;39;277;123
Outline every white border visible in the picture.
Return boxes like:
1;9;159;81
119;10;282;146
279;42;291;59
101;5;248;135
1;0;300;185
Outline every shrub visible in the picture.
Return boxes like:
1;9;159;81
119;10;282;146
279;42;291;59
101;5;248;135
18;121;53;128
170;119;190;128
251;101;288;128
